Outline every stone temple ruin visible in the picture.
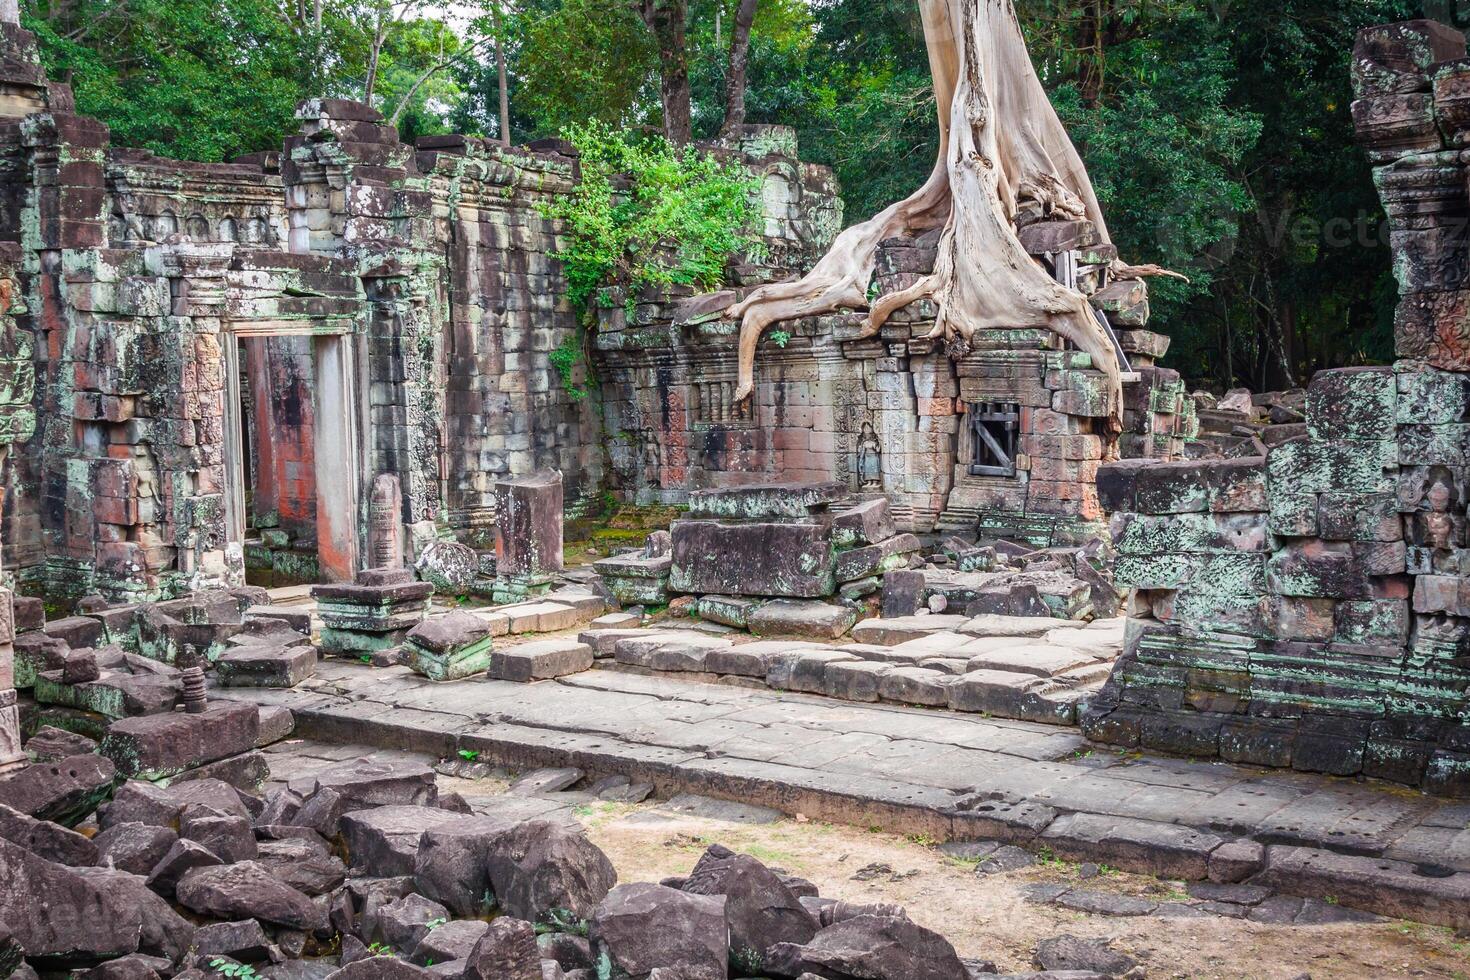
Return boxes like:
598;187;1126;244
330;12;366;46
0;9;1465;980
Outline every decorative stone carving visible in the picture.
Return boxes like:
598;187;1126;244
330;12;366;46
369;474;404;571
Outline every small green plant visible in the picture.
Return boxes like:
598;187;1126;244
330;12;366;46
425;917;448;930
549;334;590;401
367;943;393;956
358;654;372;664
458;749;480;762
769;329;791;348
210;960;260;980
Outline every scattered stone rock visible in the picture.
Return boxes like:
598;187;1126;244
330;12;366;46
94;822;178;875
464;918;541;980
0;754;117;826
1053;890;1158;917
377;893;451;953
485;820;617;926
0;801;98;866
0;837;143;960
411;920;490;967
1033;935;1137;976
175;861;328;931
974;845;1037;875
194;920;276;963
180;809;258;864
767;913;967;980
590;883;728;980
508;768;583;796
24;726;99;762
146;839;224;897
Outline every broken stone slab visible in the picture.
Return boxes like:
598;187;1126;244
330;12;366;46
877;666;954;706
576;628;648;658
705;640;824;677
964;643;1103;679
0;837;143;961
958;614;1066;638
686;482;845;521
768;649;861;693
880;570;926;618
834;534;922;583
99;778;250;830
748;599;857;640
175;861;328;931
341;805;478;877
613;632;732;672
0;754;117;826
947;670;1080;726
144;839;224;898
849;615;970;646
488;639;593;682
378;893;451;952
589;883;728;980
1032;935;1137;976
215;643;318;688
1254;845;1470;929
831;498;897;548
254;837;348;896
411;919;490;967
244;605;312;634
303;756;438;811
181;808;258;864
2;801;93;870
464;917;541;980
1054;890;1158;916
1039;813;1224;880
194;919;276;964
502;601;583;634
694;594;762;629
23;725;98;763
101;703;259;780
33;670;181;719
681;849;818;973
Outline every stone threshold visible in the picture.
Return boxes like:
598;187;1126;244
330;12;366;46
213;664;1470;930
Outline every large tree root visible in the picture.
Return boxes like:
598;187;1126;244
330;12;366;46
722;0;1180;449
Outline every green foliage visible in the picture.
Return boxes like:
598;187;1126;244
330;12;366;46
768;329;791;348
457;748;480;762
542;120;765;310
549;334;590;401
211;960;260;980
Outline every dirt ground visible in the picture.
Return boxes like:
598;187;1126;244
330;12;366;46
567;800;1468;980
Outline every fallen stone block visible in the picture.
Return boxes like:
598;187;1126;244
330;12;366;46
405;611;496;682
464;917;541;980
686;482;845;521
255;836;347;896
488;639;592;682
695;594;761;629
822;660;890;702
307;757;438;811
766;913;966;980
215;643;318;688
484;820;616;925
502;602;582;634
771;649;861;693
94;821;178;875
670;520;836;598
0;754;117;826
411;919;490;967
0;801;98;866
145;839;223;897
341;805;481;877
33;670;180;719
589;883;728;980
99;778;250;830
831;498;897;548
834;534;922;583
0;837;142;960
175;861;327;931
748;600;857;640
194;920;275;963
23;725;98;763
101;703;260;779
705;640;823;678
576;628;647;657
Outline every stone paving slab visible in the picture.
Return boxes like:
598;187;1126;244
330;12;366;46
214;662;1470;928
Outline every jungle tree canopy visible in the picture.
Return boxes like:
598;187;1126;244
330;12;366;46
19;0;1437;390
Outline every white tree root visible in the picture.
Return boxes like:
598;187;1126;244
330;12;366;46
722;0;1174;449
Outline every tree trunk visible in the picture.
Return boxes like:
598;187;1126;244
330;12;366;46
719;0;760;138
722;0;1174;447
496;3;511;147
635;0;693;146
0;0;19;25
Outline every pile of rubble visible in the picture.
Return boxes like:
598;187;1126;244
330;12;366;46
0;729;1122;980
593;482;1121;644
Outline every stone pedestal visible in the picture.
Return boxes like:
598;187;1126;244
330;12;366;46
492;472;564;603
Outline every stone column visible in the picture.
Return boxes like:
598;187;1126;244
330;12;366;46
0;2;18;26
0;441;20;774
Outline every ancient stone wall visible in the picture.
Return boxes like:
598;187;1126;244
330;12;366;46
1082;20;1470;795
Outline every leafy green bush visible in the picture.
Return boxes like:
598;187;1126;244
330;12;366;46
543;121;766;312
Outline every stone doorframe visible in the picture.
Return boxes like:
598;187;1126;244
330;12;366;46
221;321;367;583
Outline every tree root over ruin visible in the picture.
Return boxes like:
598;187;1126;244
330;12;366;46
725;0;1183;449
